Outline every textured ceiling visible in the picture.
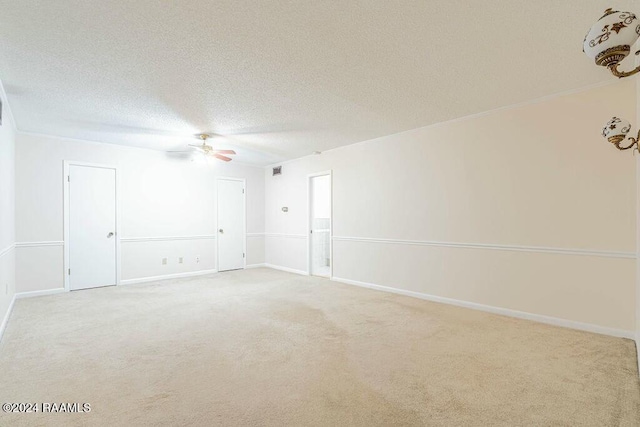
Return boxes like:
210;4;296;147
0;1;635;164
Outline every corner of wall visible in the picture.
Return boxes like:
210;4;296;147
0;76;17;343
635;72;640;374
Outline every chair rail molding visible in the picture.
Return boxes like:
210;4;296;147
0;244;15;258
14;241;64;248
264;233;307;239
332;236;635;259
120;235;217;243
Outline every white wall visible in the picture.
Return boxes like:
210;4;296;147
0;80;16;336
265;80;637;335
14;133;265;291
636;70;640;367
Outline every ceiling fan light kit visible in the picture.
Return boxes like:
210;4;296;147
186;133;237;162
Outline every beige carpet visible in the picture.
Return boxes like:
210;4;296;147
0;268;638;426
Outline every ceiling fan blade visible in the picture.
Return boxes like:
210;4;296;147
213;153;232;162
214;150;236;155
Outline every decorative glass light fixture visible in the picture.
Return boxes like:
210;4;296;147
602;117;639;151
583;8;640;78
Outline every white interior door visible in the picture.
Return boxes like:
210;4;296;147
309;174;331;277
217;179;245;272
69;165;117;290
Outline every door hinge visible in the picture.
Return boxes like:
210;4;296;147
67;175;70;182
243;253;245;258
68;268;71;275
242;188;245;194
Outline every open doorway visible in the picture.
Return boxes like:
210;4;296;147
308;171;332;277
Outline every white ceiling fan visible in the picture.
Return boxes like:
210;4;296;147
188;133;237;162
168;126;314;162
171;133;237;162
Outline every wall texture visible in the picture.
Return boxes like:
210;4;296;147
0;81;16;336
14;133;265;292
636;70;640;362
265;80;637;335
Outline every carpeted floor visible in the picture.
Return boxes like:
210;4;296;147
0;268;638;426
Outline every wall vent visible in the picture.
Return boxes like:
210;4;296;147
272;166;282;176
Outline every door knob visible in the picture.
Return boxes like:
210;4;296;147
107;232;114;238
219;229;224;234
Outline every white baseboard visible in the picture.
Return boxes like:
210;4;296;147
16;288;66;299
0;294;16;344
264;263;308;276
120;269;218;285
636;334;639;376
332;276;635;340
246;263;266;269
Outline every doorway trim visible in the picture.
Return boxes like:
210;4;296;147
63;161;121;292
307;170;333;278
215;176;247;271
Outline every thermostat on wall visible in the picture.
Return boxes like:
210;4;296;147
282;207;288;212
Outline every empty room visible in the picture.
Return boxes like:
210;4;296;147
1;1;640;426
